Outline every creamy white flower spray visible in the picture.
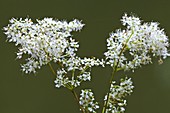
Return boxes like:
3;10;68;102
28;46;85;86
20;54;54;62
3;13;169;113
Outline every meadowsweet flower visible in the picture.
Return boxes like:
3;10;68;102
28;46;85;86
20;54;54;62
104;77;134;113
4;16;105;91
54;68;68;88
4;18;84;73
79;89;99;113
54;56;105;88
104;13;169;71
4;13;169;113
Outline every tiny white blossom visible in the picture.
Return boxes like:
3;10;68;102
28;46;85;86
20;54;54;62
54;56;104;88
4;17;84;73
79;89;99;113
105;13;169;71
104;77;134;113
54;68;68;88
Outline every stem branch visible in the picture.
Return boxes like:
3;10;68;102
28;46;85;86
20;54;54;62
102;29;134;113
48;63;56;75
71;90;86;113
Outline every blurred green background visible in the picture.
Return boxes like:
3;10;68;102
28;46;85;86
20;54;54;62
0;0;170;113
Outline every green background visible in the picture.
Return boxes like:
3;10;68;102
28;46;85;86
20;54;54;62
0;0;170;113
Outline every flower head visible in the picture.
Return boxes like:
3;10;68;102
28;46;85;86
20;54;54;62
104;77;134;113
4;18;84;73
79;89;99;113
54;56;104;88
104;13;169;71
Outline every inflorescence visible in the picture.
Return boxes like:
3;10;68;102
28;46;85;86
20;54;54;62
104;14;169;72
3;13;169;113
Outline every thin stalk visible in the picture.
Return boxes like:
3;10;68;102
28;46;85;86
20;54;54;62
111;29;134;83
79;65;89;75
102;30;134;113
71;89;86;113
48;63;57;75
72;69;75;80
102;66;117;113
48;63;85;112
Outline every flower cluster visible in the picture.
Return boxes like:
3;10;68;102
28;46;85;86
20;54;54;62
4;18;84;73
3;13;169;113
54;57;104;88
104;13;170;71
4;17;105;89
79;89;99;113
104;77;134;113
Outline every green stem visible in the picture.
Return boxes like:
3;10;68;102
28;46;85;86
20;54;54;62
71;89;86;113
102;66;117;113
102;29;134;113
48;63;57;75
79;65;90;75
72;69;75;80
48;63;86;112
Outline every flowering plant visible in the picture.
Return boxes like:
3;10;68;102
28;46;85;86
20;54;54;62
3;13;169;113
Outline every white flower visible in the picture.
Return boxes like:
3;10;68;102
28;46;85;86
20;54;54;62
121;13;141;27
104;77;134;113
77;72;91;81
105;13;169;71
79;89;99;113
4;18;84;73
54;56;104;88
54;68;68;88
81;57;105;67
